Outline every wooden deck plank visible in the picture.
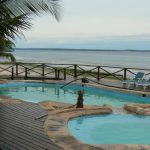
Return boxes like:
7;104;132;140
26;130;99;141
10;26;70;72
0;108;44;126
0;102;44;112
0;122;53;145
0;114;43;130
0;115;44;132
6;103;45;114
0;104;46;119
0;130;50;150
0;125;57;149
0;136;29;150
0;119;48;140
0;103;63;150
0;141;14;150
0;105;47;123
0;122;61;150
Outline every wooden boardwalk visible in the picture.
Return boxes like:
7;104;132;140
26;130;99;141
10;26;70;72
0;102;63;150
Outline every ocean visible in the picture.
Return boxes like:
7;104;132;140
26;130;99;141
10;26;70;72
13;49;150;69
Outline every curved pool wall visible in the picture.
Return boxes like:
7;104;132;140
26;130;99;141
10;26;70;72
0;82;149;107
68;114;150;145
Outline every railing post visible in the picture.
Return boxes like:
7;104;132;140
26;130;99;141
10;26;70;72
25;67;27;80
16;63;18;76
124;68;127;80
55;68;57;79
64;68;66;80
57;69;60;80
42;64;45;78
97;66;100;81
74;65;77;78
11;67;14;80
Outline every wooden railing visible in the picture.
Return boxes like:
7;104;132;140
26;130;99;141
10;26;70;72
0;62;150;88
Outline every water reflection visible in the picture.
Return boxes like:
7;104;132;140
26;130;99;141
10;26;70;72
55;88;60;98
0;83;149;107
75;117;84;130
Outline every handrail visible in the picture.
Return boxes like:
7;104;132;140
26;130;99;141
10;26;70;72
60;78;82;88
0;63;149;88
0;62;150;70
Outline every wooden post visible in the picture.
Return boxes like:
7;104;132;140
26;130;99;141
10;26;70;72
16;63;18;75
55;68;57;79
74;65;77;78
25;67;27;80
42;64;45;78
64;68;66;80
11;67;14;80
97;66;100;81
57;69;60;80
124;68;127;80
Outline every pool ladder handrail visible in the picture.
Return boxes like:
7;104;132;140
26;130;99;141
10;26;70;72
60;78;83;88
60;77;110;89
61;77;98;88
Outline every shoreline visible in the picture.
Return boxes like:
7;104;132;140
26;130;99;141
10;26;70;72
12;49;150;69
15;48;150;52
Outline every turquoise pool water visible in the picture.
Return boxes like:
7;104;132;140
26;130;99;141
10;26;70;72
0;82;149;107
68;114;150;145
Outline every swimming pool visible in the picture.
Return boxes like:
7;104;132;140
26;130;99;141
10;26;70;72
68;114;150;145
0;82;149;107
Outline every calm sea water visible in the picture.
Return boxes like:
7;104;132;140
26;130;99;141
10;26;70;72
13;49;150;69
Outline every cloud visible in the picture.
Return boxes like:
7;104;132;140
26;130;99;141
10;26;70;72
15;0;150;50
22;14;150;40
15;33;150;50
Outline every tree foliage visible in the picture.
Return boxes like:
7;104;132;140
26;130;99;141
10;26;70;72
2;0;61;20
0;0;60;62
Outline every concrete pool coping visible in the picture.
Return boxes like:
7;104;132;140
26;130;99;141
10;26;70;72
0;80;150;150
39;101;150;150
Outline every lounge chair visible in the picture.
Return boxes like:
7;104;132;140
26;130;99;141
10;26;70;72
136;78;150;90
122;72;145;88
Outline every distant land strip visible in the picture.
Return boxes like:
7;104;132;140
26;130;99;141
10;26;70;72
15;48;150;52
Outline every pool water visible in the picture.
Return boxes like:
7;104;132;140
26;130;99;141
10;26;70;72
0;82;149;107
68;114;150;145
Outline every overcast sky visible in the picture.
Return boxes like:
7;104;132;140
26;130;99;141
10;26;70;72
15;0;150;50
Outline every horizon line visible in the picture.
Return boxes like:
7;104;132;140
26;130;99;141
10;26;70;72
15;48;150;52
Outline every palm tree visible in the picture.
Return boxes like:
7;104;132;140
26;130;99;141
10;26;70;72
3;0;60;20
0;3;32;61
0;0;60;61
0;37;16;61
